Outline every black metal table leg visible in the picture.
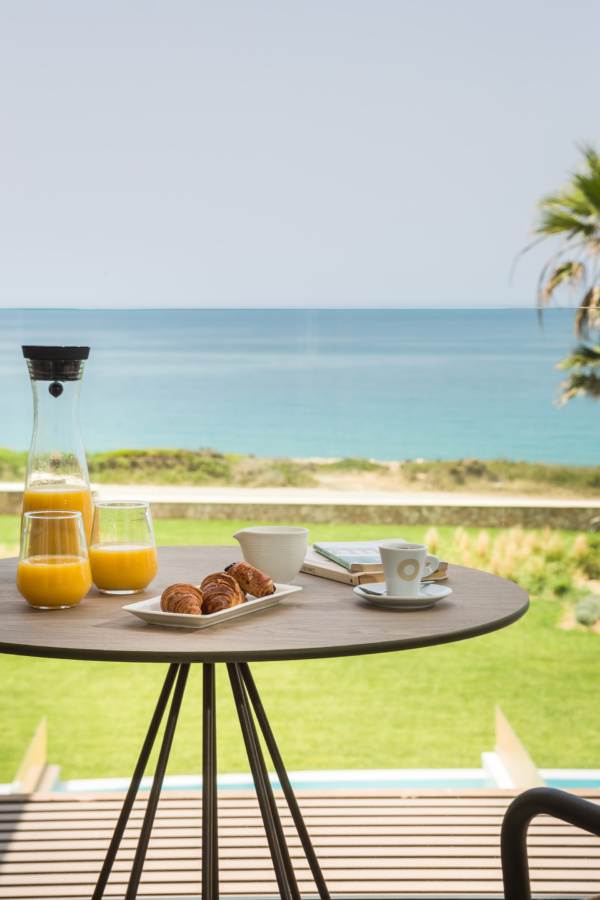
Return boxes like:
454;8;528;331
95;659;331;900
228;663;299;900
125;663;190;900
240;662;331;900
203;662;219;900
92;663;180;900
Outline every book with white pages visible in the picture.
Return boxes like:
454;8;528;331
301;546;385;586
302;545;448;586
313;539;402;572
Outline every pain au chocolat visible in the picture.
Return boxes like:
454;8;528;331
225;562;275;598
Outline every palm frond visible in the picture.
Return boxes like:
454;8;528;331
574;286;600;338
541;261;586;302
510;234;552;284
575;143;600;207
534;145;600;243
558;371;600;405
541;187;598;221
536;248;575;306
557;342;600;371
572;173;600;214
579;143;600;168
536;206;597;239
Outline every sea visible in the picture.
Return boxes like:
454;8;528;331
1;307;598;466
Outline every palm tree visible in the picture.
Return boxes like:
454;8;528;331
524;144;600;403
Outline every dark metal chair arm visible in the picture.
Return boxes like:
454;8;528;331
501;787;600;900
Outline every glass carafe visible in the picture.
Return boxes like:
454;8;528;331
22;346;93;545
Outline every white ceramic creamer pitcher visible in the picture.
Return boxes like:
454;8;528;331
232;526;309;584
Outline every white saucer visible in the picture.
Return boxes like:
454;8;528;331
354;582;452;610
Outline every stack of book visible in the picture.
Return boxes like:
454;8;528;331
300;540;448;586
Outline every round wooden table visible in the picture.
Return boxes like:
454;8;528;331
0;547;529;900
0;545;528;663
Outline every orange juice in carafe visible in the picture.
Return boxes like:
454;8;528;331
22;346;92;547
22;485;93;545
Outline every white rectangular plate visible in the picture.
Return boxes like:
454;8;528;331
122;583;302;629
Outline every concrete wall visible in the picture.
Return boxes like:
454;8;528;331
4;488;599;531
0;491;22;516
144;501;600;531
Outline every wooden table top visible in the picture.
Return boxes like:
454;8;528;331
0;546;529;664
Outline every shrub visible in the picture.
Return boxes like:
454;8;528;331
326;458;384;473
0;449;28;480
580;535;600;579
450;526;583;606
575;595;600;626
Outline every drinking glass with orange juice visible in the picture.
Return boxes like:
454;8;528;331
90;501;158;594
17;510;92;609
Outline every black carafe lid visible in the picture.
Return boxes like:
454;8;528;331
22;346;90;382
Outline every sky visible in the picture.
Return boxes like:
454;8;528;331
0;0;598;309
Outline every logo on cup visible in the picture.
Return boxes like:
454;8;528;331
397;558;420;581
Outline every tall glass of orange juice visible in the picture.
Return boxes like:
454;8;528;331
90;501;158;594
22;346;93;546
17;511;92;609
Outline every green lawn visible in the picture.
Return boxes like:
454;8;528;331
0;516;596;783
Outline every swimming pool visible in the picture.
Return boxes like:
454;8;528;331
52;768;600;793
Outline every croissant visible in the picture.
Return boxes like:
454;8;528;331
201;572;245;605
225;562;275;598
200;575;244;615
160;583;203;615
203;594;233;615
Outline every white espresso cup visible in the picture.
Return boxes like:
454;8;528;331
378;542;440;598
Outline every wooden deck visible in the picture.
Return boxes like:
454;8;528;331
1;788;599;898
